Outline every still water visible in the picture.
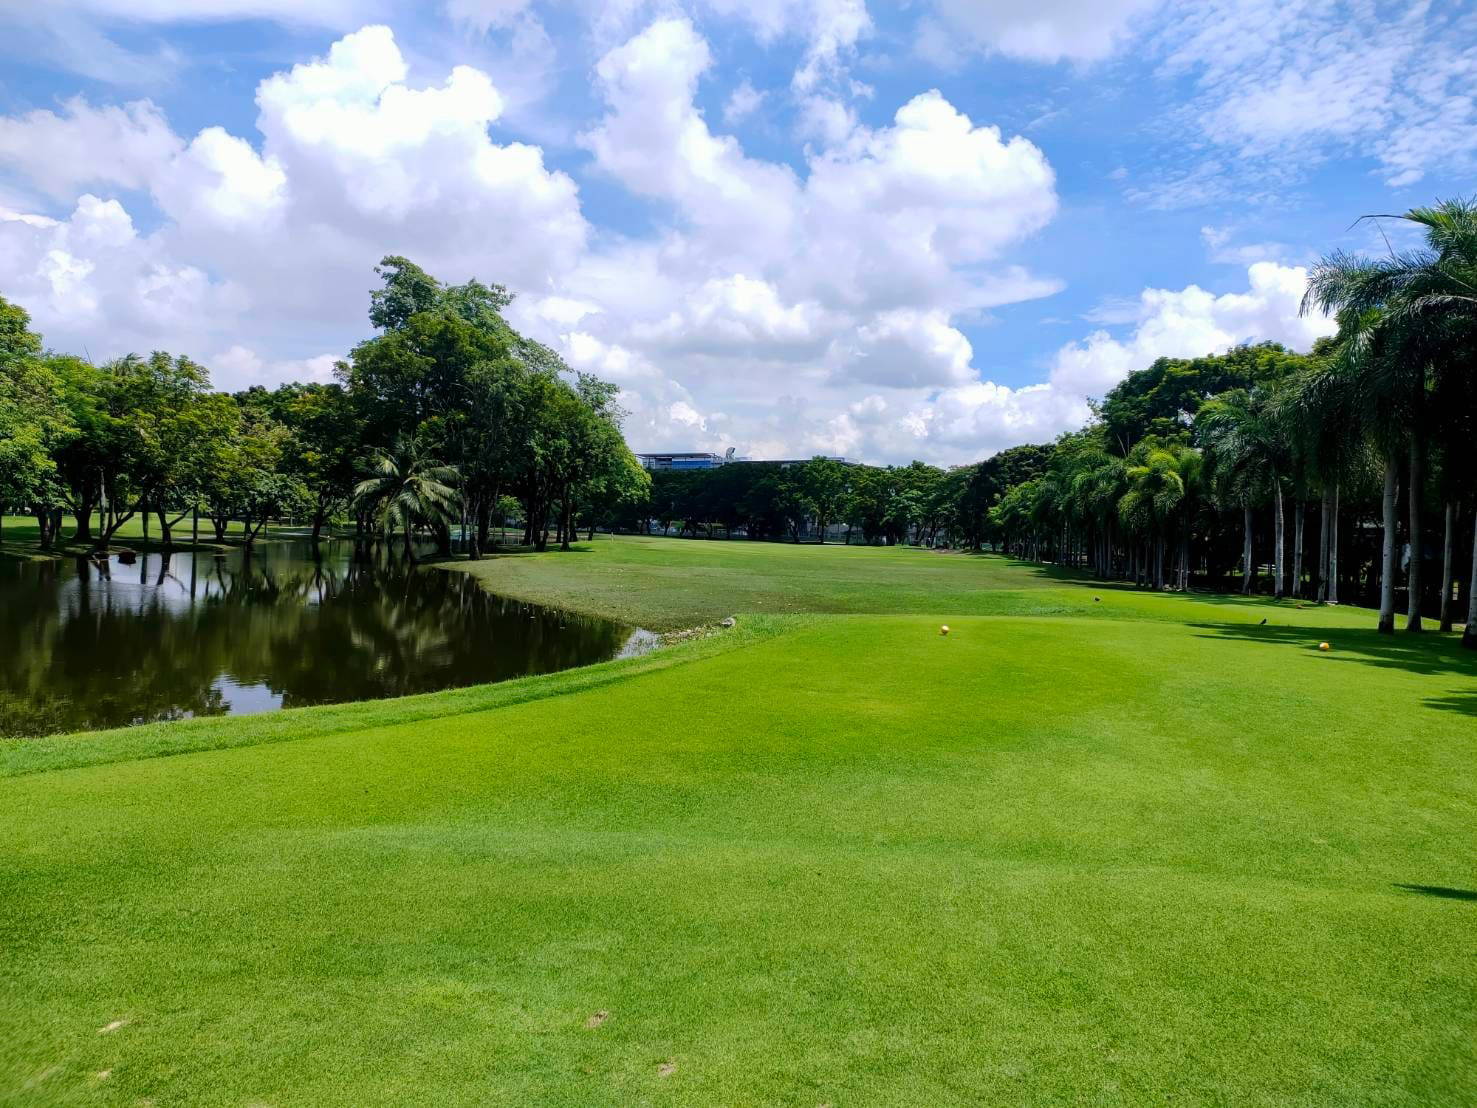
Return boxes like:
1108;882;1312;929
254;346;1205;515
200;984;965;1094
0;540;646;738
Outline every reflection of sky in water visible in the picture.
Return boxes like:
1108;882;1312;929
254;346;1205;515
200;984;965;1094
210;676;283;717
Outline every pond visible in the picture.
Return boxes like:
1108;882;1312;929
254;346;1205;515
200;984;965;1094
0;540;647;738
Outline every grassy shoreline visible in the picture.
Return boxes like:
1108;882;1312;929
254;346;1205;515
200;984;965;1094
0;512;322;562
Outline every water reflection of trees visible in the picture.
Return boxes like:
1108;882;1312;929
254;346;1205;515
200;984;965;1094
0;542;628;737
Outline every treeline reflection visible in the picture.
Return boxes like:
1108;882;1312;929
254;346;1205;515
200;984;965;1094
1;541;630;737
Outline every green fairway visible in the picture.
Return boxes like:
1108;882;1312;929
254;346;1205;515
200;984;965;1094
3;539;1475;1105
447;534;1386;632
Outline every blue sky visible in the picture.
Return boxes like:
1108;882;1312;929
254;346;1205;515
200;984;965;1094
1;0;1473;463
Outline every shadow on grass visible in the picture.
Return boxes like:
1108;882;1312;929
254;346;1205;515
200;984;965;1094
1188;622;1477;679
1394;884;1477;902
964;555;1387;617
1423;692;1477;717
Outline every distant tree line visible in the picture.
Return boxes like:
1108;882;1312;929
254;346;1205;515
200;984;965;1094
0;256;647;558
612;459;955;545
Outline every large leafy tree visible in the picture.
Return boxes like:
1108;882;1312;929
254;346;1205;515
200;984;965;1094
1100;343;1304;454
270;382;361;544
0;301;74;548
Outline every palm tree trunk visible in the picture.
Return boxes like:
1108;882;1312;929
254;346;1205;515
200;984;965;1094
1272;484;1285;600
1316;486;1330;602
1241;505;1253;595
1440;500;1457;632
1464;512;1477;649
1179;514;1190;590
1406;438;1423;631
1292;499;1304;598
1328;481;1340;604
1379;459;1398;634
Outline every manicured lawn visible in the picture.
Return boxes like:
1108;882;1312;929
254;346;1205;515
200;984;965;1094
448;534;1385;632
2;538;1474;1104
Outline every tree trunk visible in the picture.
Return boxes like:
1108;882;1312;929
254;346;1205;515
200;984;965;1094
1464;510;1477;649
1316;486;1331;602
34;508;55;551
72;493;95;542
1406;438;1423;631
1328;481;1339;604
157;506;172;548
1241;505;1253;595
1272;483;1285;600
1291;499;1304;598
1439;500;1457;632
1378;459;1398;634
1180;513;1191;590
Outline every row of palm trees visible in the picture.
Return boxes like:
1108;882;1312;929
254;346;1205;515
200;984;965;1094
990;198;1477;647
991;435;1205;593
1304;199;1477;641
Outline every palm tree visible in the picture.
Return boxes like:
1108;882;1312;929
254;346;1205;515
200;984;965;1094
1167;446;1204;591
1198;388;1292;599
1116;446;1187;599
1304;198;1477;641
1069;448;1127;579
1281;343;1368;605
353;435;461;561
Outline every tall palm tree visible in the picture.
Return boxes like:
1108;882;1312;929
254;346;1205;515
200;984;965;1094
1281;343;1369;605
1304;198;1477;641
353;435;461;561
1198;387;1291;599
1167;446;1204;591
1069;449;1127;579
1118;442;1190;590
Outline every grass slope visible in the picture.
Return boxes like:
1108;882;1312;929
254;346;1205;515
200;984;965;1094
3;539;1475;1105
446;535;1387;632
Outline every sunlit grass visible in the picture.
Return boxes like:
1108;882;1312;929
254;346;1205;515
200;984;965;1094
2;540;1474;1104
